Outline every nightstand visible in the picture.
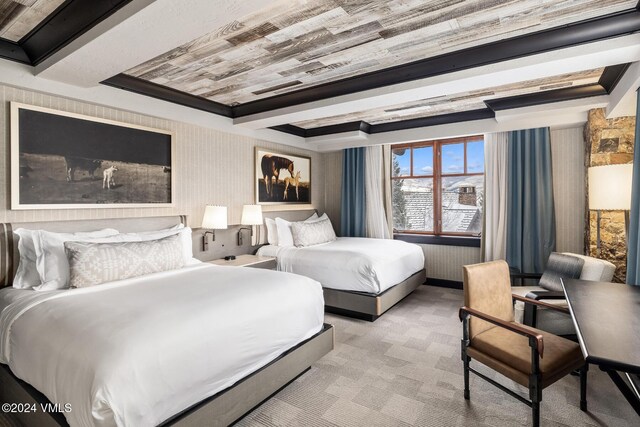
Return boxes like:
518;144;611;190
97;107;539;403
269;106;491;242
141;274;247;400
208;254;277;270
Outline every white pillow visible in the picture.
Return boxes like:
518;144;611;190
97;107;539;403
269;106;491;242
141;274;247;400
32;230;143;291
305;212;319;222
265;218;278;245
13;228;119;289
305;213;328;223
291;217;337;247
275;217;294;247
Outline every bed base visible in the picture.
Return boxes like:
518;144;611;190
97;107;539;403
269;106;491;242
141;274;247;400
0;324;334;427
323;269;426;322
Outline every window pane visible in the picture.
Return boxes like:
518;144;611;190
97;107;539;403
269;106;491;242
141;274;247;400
413;146;433;176
441;176;483;234
392;148;411;177
467;140;484;173
392;178;434;232
441;143;464;175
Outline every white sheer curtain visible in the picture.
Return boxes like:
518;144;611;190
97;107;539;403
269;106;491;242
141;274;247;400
482;132;509;261
365;145;391;239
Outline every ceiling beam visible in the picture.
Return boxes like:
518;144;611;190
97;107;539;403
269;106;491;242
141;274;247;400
234;7;640;118
309;96;610;152
607;61;640;118
35;0;273;87
233;34;640;130
0;60;306;149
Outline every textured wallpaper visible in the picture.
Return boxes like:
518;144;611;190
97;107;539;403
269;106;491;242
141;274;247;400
0;85;325;227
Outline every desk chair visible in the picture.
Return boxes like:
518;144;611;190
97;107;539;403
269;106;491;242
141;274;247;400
460;260;588;427
511;253;615;335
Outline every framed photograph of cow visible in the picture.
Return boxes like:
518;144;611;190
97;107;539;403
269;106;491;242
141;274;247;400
255;148;311;205
10;102;174;210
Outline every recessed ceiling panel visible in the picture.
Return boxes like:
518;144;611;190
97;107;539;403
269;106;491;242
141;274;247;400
293;68;604;129
124;0;635;106
0;0;65;42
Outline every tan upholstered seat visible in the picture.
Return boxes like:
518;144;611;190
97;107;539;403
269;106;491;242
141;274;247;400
468;323;583;388
460;260;587;427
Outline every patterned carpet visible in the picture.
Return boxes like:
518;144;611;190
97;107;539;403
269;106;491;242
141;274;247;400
237;286;637;427
1;286;636;426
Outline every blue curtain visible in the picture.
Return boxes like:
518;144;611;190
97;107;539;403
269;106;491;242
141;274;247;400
341;148;366;237
506;127;556;274
627;90;640;286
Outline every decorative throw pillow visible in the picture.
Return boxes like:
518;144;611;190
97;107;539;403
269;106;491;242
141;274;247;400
291;218;337;247
65;234;185;288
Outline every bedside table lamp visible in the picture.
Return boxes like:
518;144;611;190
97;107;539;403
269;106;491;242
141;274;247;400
588;164;633;254
201;205;227;251
238;204;263;246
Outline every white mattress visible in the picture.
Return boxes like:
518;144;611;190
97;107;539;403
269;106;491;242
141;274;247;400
0;264;324;427
257;237;425;294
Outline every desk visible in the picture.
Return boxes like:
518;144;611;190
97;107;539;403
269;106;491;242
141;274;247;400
562;279;640;416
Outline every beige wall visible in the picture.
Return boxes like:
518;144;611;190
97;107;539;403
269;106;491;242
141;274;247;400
0;84;325;226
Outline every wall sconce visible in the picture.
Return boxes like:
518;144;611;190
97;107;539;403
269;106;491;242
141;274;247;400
201;205;227;251
238;204;263;246
588;164;633;254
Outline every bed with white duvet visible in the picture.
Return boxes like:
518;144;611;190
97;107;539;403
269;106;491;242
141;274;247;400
0;216;327;427
258;237;425;294
258;212;426;321
0;264;323;427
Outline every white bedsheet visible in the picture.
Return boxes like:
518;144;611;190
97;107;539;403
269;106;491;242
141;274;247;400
0;287;34;313
257;237;425;294
0;264;324;427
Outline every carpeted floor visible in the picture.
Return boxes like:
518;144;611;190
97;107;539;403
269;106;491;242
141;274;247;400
1;286;636;426
236;286;637;427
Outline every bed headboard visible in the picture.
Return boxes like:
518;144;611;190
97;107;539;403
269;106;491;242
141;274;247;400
261;208;318;222
0;215;186;288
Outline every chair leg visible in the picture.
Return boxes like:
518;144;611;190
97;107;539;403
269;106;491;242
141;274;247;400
463;355;470;400
580;363;589;411
532;401;540;427
530;374;542;427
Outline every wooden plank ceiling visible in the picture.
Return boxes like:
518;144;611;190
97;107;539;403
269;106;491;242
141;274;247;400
293;68;604;129
124;0;635;110
0;0;65;42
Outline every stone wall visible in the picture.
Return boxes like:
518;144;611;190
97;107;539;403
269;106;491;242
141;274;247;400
584;108;636;282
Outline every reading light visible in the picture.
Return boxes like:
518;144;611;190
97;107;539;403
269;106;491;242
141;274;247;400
588;164;633;253
201;205;227;251
238;205;263;246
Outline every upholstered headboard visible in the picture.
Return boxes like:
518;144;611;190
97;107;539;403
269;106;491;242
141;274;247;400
0;215;186;288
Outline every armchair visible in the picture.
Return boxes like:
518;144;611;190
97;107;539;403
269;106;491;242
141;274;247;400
460;260;587;427
511;253;615;336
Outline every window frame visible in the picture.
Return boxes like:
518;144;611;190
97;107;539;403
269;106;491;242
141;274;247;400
391;135;484;237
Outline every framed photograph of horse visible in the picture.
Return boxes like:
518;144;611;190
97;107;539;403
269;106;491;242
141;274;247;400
255;148;311;205
10;102;174;210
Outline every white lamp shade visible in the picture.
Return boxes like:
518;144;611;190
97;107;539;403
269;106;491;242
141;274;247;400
241;204;263;225
588;164;633;210
201;205;228;229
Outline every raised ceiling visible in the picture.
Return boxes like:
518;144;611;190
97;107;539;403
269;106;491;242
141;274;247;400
293;68;605;129
0;0;65;42
124;0;635;107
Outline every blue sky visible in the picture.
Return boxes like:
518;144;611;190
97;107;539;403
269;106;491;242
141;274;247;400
393;141;484;176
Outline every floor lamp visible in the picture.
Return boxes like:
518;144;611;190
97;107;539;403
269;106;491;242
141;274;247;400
588;164;633;255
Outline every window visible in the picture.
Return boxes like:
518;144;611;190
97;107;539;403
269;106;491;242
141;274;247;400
391;136;484;236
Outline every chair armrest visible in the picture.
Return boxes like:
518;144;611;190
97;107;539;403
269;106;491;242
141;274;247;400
459;306;544;357
525;290;566;300
512;294;570;315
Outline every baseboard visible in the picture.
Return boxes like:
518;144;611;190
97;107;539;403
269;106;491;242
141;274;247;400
425;277;462;290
